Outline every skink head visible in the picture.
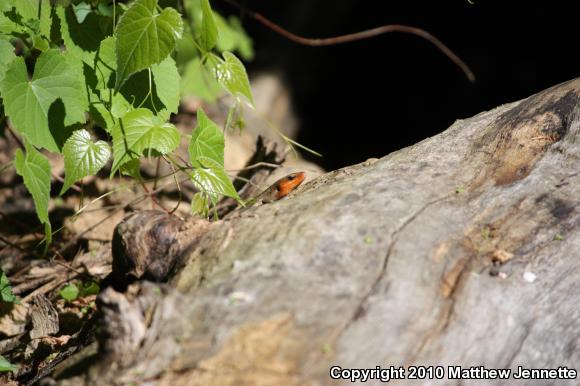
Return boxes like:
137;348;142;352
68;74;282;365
274;171;306;200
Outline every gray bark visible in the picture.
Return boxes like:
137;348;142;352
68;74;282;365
61;78;580;386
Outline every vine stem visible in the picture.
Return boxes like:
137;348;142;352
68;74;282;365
219;0;475;83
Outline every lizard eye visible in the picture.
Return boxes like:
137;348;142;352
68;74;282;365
286;174;296;181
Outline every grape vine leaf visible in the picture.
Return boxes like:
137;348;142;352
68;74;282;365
191;192;210;217
189;108;224;165
56;5;112;67
214;14;254;60
181;57;221;102
199;0;218;52
14;144;52;248
116;58;178;121
61;129;111;194
0;50;88;152
72;1;91;24
14;0;51;36
94;36;116;90
89;90;131;133
190;156;240;202
0;1;24;37
212;51;253;105
0;39;15;84
151;56;180;119
59;283;79;301
111;108;180;173
0;0;50;50
0;270;18;304
114;0;183;89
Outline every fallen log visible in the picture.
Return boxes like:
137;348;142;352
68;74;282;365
60;78;580;385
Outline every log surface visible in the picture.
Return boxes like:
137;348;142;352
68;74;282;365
67;79;580;386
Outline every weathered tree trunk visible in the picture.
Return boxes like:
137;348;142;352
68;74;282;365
62;78;580;385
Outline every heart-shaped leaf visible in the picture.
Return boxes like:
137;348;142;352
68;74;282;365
212;51;253;105
114;0;183;89
61;129;111;194
111;108;180;173
0;50;88;152
190;156;240;202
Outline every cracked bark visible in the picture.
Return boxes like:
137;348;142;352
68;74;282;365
55;78;580;386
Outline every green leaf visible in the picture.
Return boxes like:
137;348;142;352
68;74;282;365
181;57;221;102
97;1;113;17
119;158;141;179
32;33;49;51
72;1;92;24
224;99;244;132
212;51;253;105
94;36;116;90
213;13;235;51
0;355;17;372
116;57;180;121
190;156;239;202
109;92;131;119
191;192;209;217
118;68;163;114
14;0;51;38
61;129;111;194
151;56;180;119
0;39;15;85
0;3;24;36
114;0;183;89
175;29;198;68
79;280;100;297
0;50;88;152
214;14;254;60
0;0;51;50
111;108;180;173
226;16;254;60
199;0;217;51
56;5;112;66
189;108;224;165
14;145;52;247
59;283;79;301
0;270;18;304
89;89;130;133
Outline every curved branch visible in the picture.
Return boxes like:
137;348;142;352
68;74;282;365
220;0;475;83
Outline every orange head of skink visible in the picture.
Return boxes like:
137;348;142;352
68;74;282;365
274;172;305;200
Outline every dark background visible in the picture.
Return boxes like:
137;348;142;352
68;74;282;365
218;1;580;170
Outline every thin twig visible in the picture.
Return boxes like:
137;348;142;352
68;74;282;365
52;172;83;193
139;179;171;213
226;162;282;172
220;0;475;83
52;175;187;257
52;251;90;278
5;126;25;150
0;235;27;252
153;157;161;191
